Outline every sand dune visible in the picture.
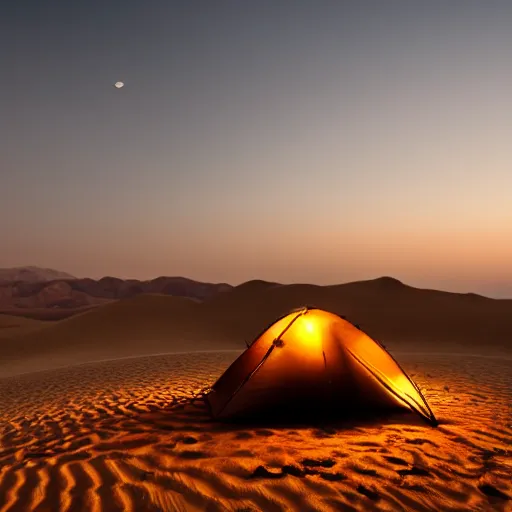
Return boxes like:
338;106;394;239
0;305;101;322
0;295;240;378
1;277;512;378
196;277;512;351
0;314;47;340
0;351;510;511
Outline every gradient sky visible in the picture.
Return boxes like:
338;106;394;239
2;1;512;297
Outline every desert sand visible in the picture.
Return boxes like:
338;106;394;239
0;281;511;511
0;350;511;511
0;315;46;340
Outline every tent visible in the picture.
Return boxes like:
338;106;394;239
205;307;437;426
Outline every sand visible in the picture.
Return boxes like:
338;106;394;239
0;315;46;340
0;350;510;511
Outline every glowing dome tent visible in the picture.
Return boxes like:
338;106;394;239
205;307;437;426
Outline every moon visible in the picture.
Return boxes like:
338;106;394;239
114;81;124;89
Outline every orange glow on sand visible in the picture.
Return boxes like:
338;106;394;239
0;350;510;510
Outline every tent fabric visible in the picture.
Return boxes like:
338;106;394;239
205;307;438;426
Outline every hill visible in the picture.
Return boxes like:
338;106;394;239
0;294;236;376
0;276;232;315
1;276;511;377
0;314;48;339
0;266;76;284
196;277;512;351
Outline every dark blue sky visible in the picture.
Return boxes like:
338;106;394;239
2;1;512;296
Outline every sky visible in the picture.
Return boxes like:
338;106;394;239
2;1;512;297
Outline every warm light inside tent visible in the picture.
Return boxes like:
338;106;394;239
293;315;322;349
303;319;315;333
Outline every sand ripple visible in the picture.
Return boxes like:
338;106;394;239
0;351;511;511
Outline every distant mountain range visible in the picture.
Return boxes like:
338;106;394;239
0;266;77;284
0;266;508;318
0;266;232;315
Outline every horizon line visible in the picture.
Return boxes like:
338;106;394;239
2;266;511;300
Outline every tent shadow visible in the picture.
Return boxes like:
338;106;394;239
134;396;432;435
215;410;430;431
